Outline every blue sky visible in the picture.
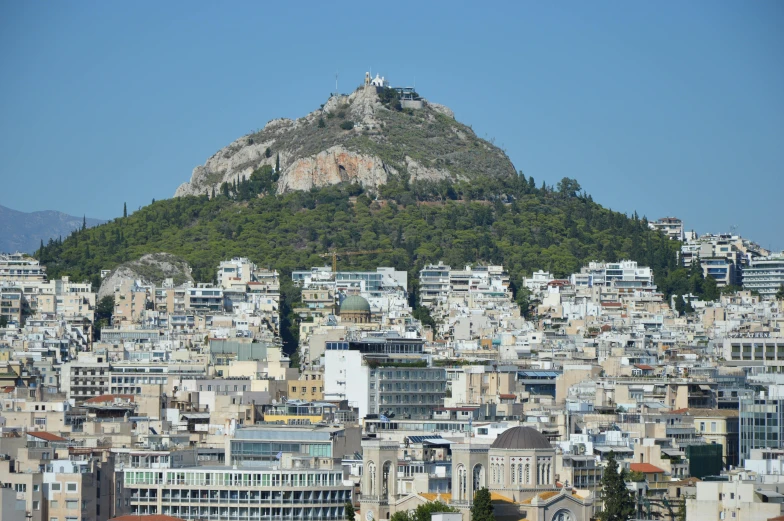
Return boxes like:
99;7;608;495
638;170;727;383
1;2;782;250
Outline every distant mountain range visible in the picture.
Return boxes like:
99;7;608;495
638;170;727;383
0;204;106;254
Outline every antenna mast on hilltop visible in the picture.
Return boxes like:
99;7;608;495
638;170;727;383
335;72;338;96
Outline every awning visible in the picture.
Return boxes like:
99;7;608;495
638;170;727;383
699;385;712;391
423;439;451;446
181;412;210;420
594;446;634;453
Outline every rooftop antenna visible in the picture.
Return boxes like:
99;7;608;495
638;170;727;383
729;224;738;236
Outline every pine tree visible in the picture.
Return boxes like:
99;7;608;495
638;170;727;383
598;452;635;521
470;487;494;521
275;153;280;173
344;501;355;521
123;202;127;218
82;215;86;231
776;284;784;300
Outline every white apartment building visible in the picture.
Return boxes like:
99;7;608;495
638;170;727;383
119;455;352;521
418;263;511;309
570;260;654;290
649;217;684;241
743;254;784;299
0;253;47;283
685;477;783;521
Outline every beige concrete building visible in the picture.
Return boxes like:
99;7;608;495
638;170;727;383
686;477;783;521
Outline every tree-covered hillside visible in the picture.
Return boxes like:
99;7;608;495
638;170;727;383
38;173;692;302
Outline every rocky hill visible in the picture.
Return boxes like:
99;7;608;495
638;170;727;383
97;253;193;300
0;204;105;254
175;85;516;197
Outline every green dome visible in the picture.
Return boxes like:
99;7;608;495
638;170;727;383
340;295;371;313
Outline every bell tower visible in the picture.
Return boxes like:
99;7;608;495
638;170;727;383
360;439;399;521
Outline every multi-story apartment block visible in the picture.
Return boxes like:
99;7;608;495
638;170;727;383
743;254;784;299
739;387;784;463
418;263;511;309
570;260;654;290
227;424;360;467
649;217;684;241
0;287;23;326
324;335;445;420
418;263;451;308
0;254;47;284
723;336;784;372
288;370;324;401
120;456;351;521
60;353;110;403
186;285;225;312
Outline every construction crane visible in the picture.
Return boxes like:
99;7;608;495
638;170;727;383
319;249;393;272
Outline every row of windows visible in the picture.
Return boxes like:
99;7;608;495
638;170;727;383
125;470;342;487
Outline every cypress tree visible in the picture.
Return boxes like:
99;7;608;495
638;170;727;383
123;202;127;218
598;452;635;521
82;215;86;231
344;501;354;521
470;487;494;521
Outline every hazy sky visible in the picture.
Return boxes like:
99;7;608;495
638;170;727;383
1;2;782;250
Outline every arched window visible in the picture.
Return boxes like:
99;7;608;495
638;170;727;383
524;464;530;485
500;463;504;486
511;463;516;484
457;465;467;500
518;463;523;485
473;464;484;492
382;461;392;497
368;462;376;495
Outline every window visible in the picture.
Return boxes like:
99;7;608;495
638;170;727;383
51;483;61;491
66;483;78;492
34;484;40;492
51;501;59;508
711;422;717;433
66;500;78;509
33;501;40;510
292;387;297;393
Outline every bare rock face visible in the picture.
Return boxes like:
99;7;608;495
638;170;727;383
174;82;517;198
277;146;396;193
426;101;455;119
98;253;193;300
174;135;279;197
405;156;454;182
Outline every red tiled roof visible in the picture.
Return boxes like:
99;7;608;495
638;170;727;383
602;302;622;307
499;394;516;400
27;431;67;442
84;394;135;404
630;463;665;474
1;386;15;393
634;364;655;370
665;408;689;414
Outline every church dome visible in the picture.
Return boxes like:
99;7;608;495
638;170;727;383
340;295;371;313
490;426;551;450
